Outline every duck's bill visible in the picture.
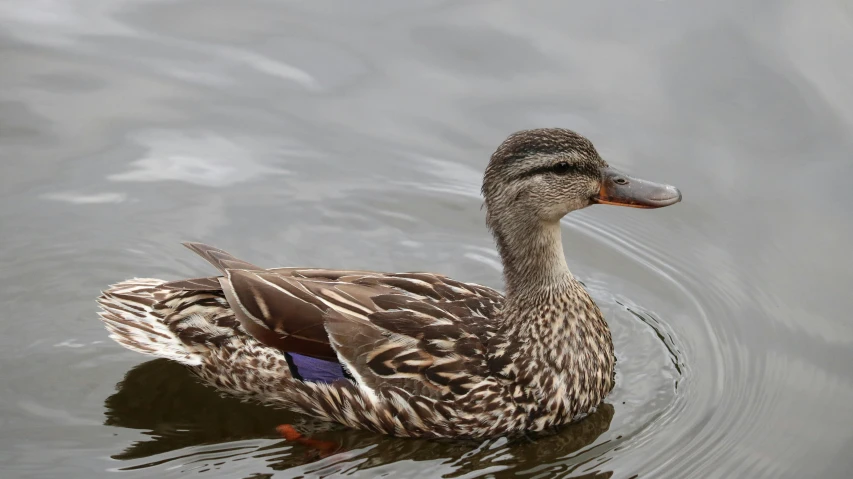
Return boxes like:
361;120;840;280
592;167;682;209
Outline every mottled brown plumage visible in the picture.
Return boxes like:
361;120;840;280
97;128;681;438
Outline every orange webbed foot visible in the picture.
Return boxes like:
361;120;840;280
276;424;341;458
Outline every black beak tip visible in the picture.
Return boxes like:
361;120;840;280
658;185;682;206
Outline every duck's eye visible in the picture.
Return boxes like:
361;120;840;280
553;162;572;174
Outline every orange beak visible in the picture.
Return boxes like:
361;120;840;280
592;167;682;209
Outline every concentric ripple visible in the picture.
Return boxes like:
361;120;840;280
86;211;693;478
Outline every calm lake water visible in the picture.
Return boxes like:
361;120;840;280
2;1;852;478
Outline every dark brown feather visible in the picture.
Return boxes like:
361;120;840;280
182;242;262;272
221;270;337;360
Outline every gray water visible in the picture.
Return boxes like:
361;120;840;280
2;1;852;478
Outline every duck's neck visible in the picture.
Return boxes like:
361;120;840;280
491;216;573;299
489;215;615;428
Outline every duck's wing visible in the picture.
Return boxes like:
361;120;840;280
163;243;503;399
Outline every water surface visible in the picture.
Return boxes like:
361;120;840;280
2;1;852;478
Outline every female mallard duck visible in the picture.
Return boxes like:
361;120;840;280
98;128;680;439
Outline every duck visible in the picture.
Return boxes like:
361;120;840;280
97;128;681;439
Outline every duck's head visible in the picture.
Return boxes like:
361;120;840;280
482;128;681;227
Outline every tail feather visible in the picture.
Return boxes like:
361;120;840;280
97;278;203;366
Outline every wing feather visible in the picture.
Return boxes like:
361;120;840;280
182;242;262;272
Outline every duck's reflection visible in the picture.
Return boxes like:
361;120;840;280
105;359;614;477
